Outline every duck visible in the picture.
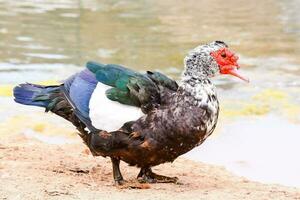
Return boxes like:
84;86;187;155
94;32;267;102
13;41;248;185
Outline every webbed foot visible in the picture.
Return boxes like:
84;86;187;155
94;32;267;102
137;167;178;183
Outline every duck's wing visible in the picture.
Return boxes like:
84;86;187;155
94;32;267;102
61;61;177;132
86;61;178;113
61;69;98;131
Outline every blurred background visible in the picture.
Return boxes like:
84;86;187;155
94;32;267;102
0;0;299;187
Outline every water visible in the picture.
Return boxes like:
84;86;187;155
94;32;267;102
0;0;299;83
0;0;300;187
186;115;300;187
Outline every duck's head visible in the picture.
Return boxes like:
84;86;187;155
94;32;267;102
183;41;249;82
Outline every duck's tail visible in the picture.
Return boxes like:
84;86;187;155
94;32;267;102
13;83;62;111
13;83;96;151
13;83;82;127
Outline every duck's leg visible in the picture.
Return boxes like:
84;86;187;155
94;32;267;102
137;167;178;183
111;157;125;185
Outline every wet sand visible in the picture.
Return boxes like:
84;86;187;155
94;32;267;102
1;134;300;200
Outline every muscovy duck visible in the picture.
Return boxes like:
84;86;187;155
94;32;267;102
13;41;248;185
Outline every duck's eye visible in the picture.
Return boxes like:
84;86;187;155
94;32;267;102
221;52;226;58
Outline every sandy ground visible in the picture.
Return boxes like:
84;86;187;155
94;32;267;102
1;134;300;200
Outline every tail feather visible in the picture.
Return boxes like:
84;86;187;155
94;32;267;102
13;82;98;150
13;83;59;110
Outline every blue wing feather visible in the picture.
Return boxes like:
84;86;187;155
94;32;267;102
64;69;98;119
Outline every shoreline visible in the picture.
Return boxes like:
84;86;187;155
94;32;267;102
1;134;299;200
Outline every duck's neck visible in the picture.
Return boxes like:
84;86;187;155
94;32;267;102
179;72;218;108
181;71;211;86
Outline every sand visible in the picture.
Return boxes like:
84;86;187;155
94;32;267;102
1;134;300;200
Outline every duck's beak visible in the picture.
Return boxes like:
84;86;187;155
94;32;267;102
226;67;249;83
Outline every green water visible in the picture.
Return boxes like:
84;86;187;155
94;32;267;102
0;0;299;84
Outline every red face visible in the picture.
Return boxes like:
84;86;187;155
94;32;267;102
210;48;249;82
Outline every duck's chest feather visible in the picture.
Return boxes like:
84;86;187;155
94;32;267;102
123;83;219;167
177;79;219;137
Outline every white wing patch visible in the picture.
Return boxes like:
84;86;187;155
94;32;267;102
89;82;144;132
